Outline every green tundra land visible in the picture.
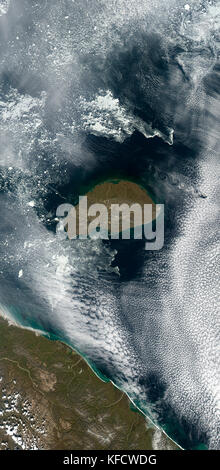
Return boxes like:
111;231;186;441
0;317;177;450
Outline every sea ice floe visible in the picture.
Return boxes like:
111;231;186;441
0;0;10;17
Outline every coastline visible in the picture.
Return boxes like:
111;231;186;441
0;311;179;450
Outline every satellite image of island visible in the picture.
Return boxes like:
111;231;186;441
0;0;219;457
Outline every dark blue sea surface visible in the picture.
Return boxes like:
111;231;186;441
0;0;219;449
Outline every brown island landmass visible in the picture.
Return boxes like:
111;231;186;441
66;180;157;238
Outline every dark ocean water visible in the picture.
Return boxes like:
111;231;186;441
0;0;219;449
